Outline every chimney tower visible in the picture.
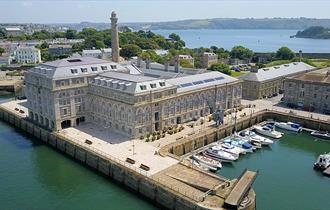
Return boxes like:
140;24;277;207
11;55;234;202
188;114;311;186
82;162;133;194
111;11;119;62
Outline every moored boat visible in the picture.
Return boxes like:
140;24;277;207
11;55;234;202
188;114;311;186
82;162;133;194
314;153;330;170
192;154;222;169
211;144;240;158
253;125;283;139
311;131;330;140
275;122;302;132
203;148;237;162
224;139;253;153
239;130;274;146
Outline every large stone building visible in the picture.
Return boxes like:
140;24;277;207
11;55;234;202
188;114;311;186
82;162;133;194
82;48;112;59
24;57;242;138
283;68;330;114
48;44;72;56
239;62;314;99
201;52;218;68
15;46;41;64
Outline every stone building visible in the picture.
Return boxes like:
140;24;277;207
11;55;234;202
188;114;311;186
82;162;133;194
24;57;242;138
15;46;41;64
283;68;330;114
239;62;314;100
48;44;72;56
82;48;112;59
201;52;218;68
171;55;194;67
24;57;125;131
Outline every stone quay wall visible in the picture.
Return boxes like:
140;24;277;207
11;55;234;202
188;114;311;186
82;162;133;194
0;106;213;210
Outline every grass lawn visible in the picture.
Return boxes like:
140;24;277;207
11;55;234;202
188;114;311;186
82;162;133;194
265;60;291;67
310;59;330;68
230;71;248;77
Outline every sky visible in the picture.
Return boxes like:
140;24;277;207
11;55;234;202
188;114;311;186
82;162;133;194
1;0;330;23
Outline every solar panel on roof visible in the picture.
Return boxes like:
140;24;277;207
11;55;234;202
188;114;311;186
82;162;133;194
180;83;193;88
215;77;224;80
204;78;215;83
193;80;204;85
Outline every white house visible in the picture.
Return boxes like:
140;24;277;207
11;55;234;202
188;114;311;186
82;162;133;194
15;46;41;64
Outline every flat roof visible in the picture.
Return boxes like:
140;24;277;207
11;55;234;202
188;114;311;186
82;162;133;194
288;67;330;84
43;57;109;68
100;71;156;83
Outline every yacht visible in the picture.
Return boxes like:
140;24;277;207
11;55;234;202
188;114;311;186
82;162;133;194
314;153;330;170
253;125;283;139
275;122;302;132
311;131;330;140
192;154;222;169
239;130;274;146
224;139;254;153
211;144;241;158
203;148;237;162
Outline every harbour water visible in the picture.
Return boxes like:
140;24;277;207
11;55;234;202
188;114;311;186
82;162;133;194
1;95;330;210
154;29;330;53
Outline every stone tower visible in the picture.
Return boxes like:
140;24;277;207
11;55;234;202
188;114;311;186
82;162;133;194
111;11;119;62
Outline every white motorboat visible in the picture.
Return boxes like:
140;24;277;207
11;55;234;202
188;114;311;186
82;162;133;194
204;148;237;162
314;153;330;170
216;141;246;155
192;160;210;172
275;122;302;132
311;131;330;140
211;144;240;158
192;154;222;169
253;125;283;139
224;139;254;153
239;130;274;146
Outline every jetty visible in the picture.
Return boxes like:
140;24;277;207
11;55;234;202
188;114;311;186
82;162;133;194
0;79;23;93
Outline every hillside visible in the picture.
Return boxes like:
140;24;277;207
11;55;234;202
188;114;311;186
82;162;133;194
123;18;330;30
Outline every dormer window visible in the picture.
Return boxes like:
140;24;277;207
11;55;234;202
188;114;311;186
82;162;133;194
91;67;98;71
159;82;165;87
71;69;78;74
81;68;88;73
140;85;147;90
110;65;117;69
150;83;156;88
101;66;108;70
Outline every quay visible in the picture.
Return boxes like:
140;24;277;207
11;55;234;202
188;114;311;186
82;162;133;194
0;100;257;210
0;79;23;93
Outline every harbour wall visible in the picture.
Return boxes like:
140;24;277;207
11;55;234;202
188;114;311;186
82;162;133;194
0;106;215;210
160;110;330;158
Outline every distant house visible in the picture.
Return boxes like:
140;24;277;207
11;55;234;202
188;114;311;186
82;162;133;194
201;52;218;68
154;49;169;57
14;46;41;64
171;54;194;66
5;27;23;37
82;48;112;59
48;44;72;56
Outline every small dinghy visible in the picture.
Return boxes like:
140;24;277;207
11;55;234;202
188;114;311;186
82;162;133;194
311;131;330;141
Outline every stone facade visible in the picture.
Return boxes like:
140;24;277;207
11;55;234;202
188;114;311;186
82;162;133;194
240;62;315;100
283;68;330;113
111;11;119;62
201;52;218;68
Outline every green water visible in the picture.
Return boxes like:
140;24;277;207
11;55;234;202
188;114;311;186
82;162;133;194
219;131;330;210
1;94;330;210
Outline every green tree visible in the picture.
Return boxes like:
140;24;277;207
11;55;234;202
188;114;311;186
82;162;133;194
276;47;295;60
169;33;181;42
0;28;6;39
230;46;254;60
207;63;232;75
120;44;142;58
0;47;5;56
180;59;194;68
65;29;77;39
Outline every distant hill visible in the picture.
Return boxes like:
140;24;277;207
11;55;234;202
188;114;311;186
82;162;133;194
295;26;330;39
124;18;330;30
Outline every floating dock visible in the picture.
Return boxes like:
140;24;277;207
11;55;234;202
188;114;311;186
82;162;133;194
323;167;330;177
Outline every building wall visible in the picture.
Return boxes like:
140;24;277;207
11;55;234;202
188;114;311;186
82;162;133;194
87;81;241;138
284;79;330;113
15;47;41;64
202;54;218;68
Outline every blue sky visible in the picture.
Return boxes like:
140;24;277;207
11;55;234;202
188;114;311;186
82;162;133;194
1;0;330;23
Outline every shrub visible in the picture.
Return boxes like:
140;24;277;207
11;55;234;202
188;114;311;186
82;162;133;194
156;135;161;140
152;136;156;141
139;135;144;140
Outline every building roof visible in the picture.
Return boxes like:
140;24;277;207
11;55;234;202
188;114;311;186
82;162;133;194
49;44;72;49
82;49;102;54
5;27;21;31
288;67;330;84
29;57;127;79
100;71;156;83
239;62;315;82
167;71;238;93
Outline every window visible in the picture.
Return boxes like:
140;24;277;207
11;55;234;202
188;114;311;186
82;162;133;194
91;67;98;71
314;94;317;98
301;84;304;88
70;69;78;74
140;85;147;90
81;68;88;73
63;108;68;115
150;83;156;88
159;82;165;87
101;66;108;70
110;65;117;69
